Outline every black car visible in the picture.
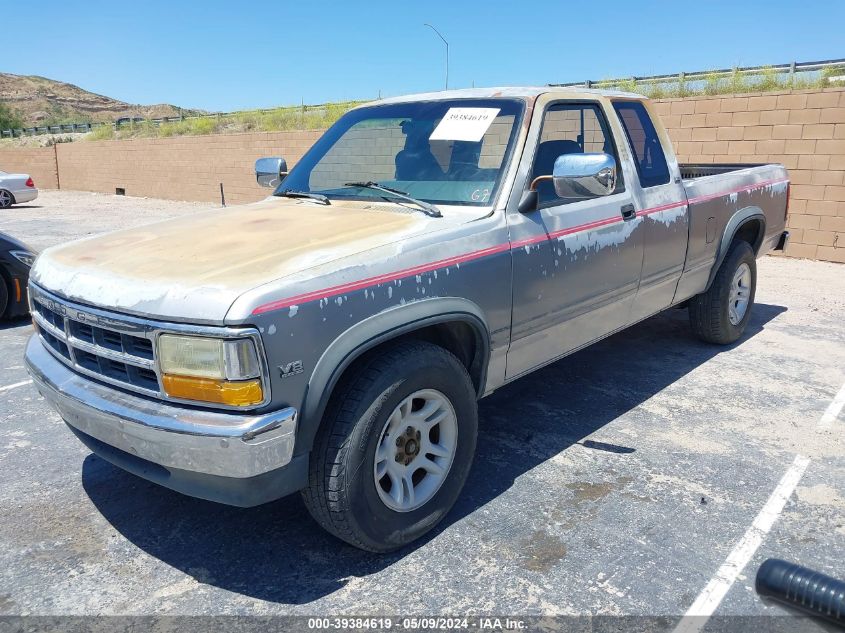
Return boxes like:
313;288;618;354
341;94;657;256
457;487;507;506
0;232;36;319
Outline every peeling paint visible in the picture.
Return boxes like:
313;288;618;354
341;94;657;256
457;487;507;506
31;195;479;321
559;217;640;255
648;205;687;227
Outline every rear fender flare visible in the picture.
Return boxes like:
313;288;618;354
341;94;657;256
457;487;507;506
296;297;491;455
705;206;765;291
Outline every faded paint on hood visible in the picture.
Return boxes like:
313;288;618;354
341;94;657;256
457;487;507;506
31;196;457;322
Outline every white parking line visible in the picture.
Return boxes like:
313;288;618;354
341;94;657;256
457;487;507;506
673;454;810;633
673;381;845;633
817;381;845;430
0;379;32;393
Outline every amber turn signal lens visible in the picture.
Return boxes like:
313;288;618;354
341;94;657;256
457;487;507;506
162;374;264;407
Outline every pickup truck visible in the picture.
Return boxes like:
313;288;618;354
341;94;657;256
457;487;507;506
25;87;790;552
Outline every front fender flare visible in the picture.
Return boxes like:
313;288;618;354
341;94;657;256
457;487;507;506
705;206;765;291
295;297;491;456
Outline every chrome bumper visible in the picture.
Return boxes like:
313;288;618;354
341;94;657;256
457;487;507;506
25;336;297;479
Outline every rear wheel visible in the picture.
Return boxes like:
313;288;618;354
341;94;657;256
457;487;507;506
689;240;756;344
0;190;13;209
302;340;478;552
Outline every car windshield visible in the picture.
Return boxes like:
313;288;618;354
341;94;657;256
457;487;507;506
275;98;524;206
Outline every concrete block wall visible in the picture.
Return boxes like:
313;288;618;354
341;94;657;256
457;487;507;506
1;87;844;262
653;88;845;263
55;130;323;205
0;146;59;190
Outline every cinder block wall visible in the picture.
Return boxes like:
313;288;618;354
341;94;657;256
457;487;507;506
653;88;845;263
0;147;59;190
1;87;844;262
55;130;323;205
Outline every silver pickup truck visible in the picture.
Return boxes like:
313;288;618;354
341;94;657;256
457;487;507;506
25;87;789;552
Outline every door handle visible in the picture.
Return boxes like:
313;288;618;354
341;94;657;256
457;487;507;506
621;204;637;221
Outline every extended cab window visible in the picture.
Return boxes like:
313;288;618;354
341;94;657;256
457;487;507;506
530;103;623;206
613;101;670;188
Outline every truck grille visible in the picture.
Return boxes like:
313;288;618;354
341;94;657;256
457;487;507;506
31;288;161;397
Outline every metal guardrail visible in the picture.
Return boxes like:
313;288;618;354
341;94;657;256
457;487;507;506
3;58;844;139
549;57;845;90
0;101;357;139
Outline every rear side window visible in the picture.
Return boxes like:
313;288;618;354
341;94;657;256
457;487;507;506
613;101;670;188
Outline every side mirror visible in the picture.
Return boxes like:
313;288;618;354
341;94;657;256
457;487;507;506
255;157;288;188
551;153;617;198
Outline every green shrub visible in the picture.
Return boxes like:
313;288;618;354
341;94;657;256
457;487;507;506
0;102;24;131
703;71;722;96
88;125;115;141
756;66;782;92
727;69;748;94
190;117;218;135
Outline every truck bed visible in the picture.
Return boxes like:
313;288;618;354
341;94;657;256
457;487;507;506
674;162;790;302
680;163;767;180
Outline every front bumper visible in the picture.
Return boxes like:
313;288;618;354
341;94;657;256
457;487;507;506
25;336;305;505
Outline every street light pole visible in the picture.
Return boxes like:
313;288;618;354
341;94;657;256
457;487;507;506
424;23;449;90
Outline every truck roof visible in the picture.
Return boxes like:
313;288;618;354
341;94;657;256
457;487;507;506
365;86;646;106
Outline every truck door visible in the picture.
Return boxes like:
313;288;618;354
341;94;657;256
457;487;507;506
612;100;689;322
505;98;644;379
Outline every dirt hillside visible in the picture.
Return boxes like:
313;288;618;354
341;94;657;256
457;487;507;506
0;72;200;125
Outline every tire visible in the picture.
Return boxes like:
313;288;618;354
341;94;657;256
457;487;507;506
689;240;756;344
0;190;13;209
302;340;478;552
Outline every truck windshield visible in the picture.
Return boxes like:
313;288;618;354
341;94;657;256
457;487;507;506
275;98;524;206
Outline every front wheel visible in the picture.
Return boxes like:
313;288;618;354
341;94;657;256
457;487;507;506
302;340;478;552
689;240;757;344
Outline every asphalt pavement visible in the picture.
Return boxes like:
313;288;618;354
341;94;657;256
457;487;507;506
0;191;842;626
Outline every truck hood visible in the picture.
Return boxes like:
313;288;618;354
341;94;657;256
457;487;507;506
31;196;474;322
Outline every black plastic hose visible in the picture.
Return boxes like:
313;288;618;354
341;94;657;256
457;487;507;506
756;558;844;626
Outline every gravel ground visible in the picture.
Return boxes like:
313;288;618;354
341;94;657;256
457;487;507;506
0;189;215;252
0;190;843;627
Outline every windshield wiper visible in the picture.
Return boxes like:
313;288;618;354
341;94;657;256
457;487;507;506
343;181;442;218
275;189;331;205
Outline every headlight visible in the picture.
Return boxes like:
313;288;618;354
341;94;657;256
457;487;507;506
9;250;36;267
157;334;264;406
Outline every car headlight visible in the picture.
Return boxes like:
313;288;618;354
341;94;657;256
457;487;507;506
10;250;36;267
157;334;264;406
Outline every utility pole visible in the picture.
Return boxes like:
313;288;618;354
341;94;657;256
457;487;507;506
424;23;449;90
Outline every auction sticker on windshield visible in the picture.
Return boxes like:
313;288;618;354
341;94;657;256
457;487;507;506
430;107;500;142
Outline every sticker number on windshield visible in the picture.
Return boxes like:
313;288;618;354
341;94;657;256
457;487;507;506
471;188;491;202
430;108;500;142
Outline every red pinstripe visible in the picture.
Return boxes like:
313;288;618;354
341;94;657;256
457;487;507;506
251;177;789;315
